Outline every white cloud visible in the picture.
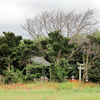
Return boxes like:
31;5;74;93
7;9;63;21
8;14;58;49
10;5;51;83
0;1;25;24
0;0;100;38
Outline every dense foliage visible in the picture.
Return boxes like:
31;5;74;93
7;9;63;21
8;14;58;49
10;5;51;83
0;31;100;83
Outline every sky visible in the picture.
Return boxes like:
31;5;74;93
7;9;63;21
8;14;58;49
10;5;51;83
0;0;100;39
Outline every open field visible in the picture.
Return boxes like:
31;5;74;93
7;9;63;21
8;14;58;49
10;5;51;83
0;80;100;100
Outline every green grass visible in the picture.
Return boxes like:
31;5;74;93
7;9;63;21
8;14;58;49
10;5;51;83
0;81;100;100
0;89;100;100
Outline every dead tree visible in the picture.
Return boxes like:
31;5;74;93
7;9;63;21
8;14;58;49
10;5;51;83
22;9;98;41
76;33;100;81
21;9;99;75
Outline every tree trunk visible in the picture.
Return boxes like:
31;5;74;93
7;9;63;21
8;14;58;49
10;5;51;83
42;48;45;81
83;55;85;79
83;53;89;81
27;59;31;76
7;55;11;71
49;63;52;82
42;68;45;81
26;60;28;76
56;49;61;63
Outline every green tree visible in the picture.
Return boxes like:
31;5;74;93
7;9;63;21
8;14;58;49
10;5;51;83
77;31;100;81
40;30;75;63
0;32;22;71
88;62;100;83
40;30;76;82
16;39;39;75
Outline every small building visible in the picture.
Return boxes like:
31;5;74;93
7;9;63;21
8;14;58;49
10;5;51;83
30;56;51;81
30;56;51;66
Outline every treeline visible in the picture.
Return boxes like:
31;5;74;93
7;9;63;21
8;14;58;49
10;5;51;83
0;30;100;83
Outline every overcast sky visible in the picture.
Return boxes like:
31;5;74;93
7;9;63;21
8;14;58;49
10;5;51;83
0;0;100;39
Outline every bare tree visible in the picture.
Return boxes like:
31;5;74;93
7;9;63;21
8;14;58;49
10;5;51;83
75;33;100;81
22;9;99;78
22;9;98;41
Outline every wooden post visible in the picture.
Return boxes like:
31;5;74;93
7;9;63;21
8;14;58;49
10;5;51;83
77;62;84;81
78;66;84;81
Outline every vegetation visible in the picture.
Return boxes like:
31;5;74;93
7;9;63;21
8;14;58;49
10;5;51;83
0;9;100;84
0;30;100;84
0;81;100;100
1;8;100;100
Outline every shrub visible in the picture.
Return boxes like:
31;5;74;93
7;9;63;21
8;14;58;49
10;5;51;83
4;66;25;84
88;62;100;83
50;58;69;82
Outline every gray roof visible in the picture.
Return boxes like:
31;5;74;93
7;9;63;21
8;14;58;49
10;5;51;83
31;56;51;66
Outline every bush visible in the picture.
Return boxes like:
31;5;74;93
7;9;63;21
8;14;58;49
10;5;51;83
4;66;25;84
26;61;48;81
88;62;100;83
50;58;69;82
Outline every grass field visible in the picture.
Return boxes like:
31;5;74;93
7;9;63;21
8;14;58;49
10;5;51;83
0;80;100;100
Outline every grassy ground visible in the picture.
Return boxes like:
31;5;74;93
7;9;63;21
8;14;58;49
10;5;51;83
0;80;100;100
0;89;100;100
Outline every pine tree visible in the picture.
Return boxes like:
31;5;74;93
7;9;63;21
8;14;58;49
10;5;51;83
0;32;22;71
40;30;76;82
